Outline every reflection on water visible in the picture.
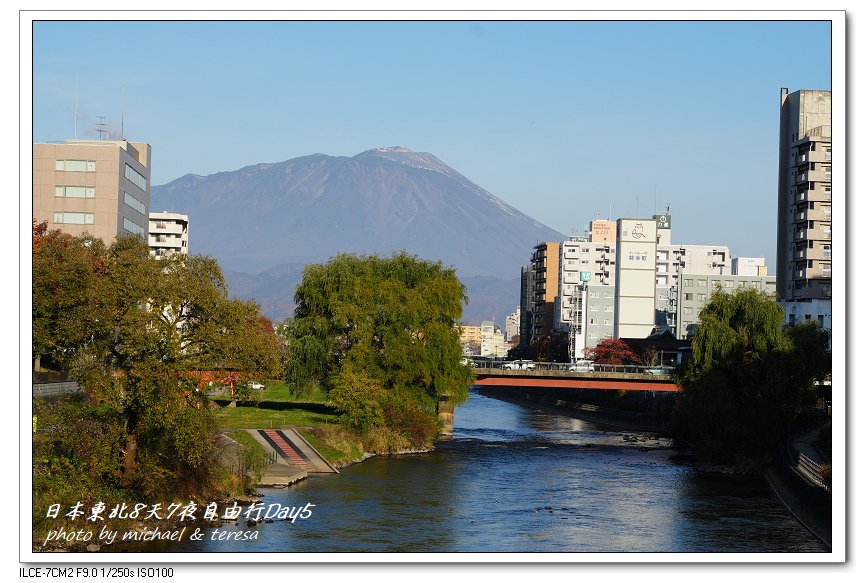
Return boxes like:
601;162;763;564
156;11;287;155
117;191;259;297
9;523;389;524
151;390;826;553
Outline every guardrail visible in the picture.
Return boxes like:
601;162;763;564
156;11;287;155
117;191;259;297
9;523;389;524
797;452;829;490
33;382;83;398
469;360;675;375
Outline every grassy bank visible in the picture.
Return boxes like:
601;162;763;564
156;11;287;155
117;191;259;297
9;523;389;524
210;381;438;466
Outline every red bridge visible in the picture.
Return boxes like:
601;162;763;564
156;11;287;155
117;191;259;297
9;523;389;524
473;369;682;392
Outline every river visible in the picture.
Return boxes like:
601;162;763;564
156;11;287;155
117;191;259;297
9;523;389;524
155;389;826;554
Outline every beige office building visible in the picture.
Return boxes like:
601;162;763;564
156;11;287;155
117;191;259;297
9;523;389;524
149;212;190;258
33;140;151;243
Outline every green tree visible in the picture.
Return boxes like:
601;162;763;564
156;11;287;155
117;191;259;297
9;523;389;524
283;252;473;442
675;287;830;464
33;229;279;495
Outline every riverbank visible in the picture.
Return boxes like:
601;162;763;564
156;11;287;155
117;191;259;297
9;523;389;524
764;422;832;550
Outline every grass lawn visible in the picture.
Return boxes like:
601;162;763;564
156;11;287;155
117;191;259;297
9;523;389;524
210;380;338;429
213;403;338;429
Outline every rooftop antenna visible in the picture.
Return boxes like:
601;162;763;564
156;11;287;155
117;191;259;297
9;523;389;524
95;116;108;141
73;74;78;140
120;89;125;141
654;185;657;215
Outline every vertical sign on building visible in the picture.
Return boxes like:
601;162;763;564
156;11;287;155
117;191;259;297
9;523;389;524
590;220;615;243
614;218;658;339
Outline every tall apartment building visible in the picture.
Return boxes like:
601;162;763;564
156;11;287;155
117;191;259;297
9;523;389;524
33;140;151;243
518;265;535;350
776;88;832;328
504;308;520;343
149;212;190;258
530;242;561;343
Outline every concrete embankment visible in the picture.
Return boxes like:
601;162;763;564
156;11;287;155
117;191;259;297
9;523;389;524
246;428;338;487
475;385;675;433
765;424;832;550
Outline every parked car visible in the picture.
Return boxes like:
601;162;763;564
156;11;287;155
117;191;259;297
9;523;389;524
249;382;266;390
646;367;672;376
568;360;595;372
503;360;536;371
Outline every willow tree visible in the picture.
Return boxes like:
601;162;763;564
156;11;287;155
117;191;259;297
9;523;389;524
284;252;473;440
675;287;830;464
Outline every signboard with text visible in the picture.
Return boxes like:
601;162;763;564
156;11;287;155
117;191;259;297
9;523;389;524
653;214;671;230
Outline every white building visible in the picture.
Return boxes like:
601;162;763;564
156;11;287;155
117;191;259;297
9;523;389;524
149;212;189;258
614;218;658;339
504;308;520;343
731;257;767;276
480;320;506;357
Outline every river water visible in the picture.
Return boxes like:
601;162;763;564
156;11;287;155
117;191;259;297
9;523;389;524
158;389;826;554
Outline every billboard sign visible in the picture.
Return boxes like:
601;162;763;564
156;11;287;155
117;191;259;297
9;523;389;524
580;271;591;282
654;214;671;230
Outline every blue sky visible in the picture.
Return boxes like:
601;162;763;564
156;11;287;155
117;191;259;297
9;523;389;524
32;19;832;272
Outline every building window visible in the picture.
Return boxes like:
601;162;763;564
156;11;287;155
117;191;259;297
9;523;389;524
123;217;145;235
824;226;832;238
696;279;707;287
589;318;595;325
604;292;612;298
604;319;611;326
723;280;734;288
697;294;707;301
124;163;148;192
824;205;831;219
683;307;693;316
124;191;146;215
824;244;831;258
823;265;832;278
53;212;94;225
604;306;613;312
684;293;693;301
55;159;96;172
589;292;599;298
589;306;598;312
54;185;95;198
683;279;693;287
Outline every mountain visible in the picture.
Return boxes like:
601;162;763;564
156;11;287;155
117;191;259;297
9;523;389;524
151;147;564;323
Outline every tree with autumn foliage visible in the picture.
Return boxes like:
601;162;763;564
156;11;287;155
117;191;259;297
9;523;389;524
583;337;641;364
33;224;280;497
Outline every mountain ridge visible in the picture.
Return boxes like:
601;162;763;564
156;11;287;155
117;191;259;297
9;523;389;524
151;146;564;323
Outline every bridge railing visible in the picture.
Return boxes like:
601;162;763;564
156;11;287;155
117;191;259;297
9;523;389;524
470;359;675;376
